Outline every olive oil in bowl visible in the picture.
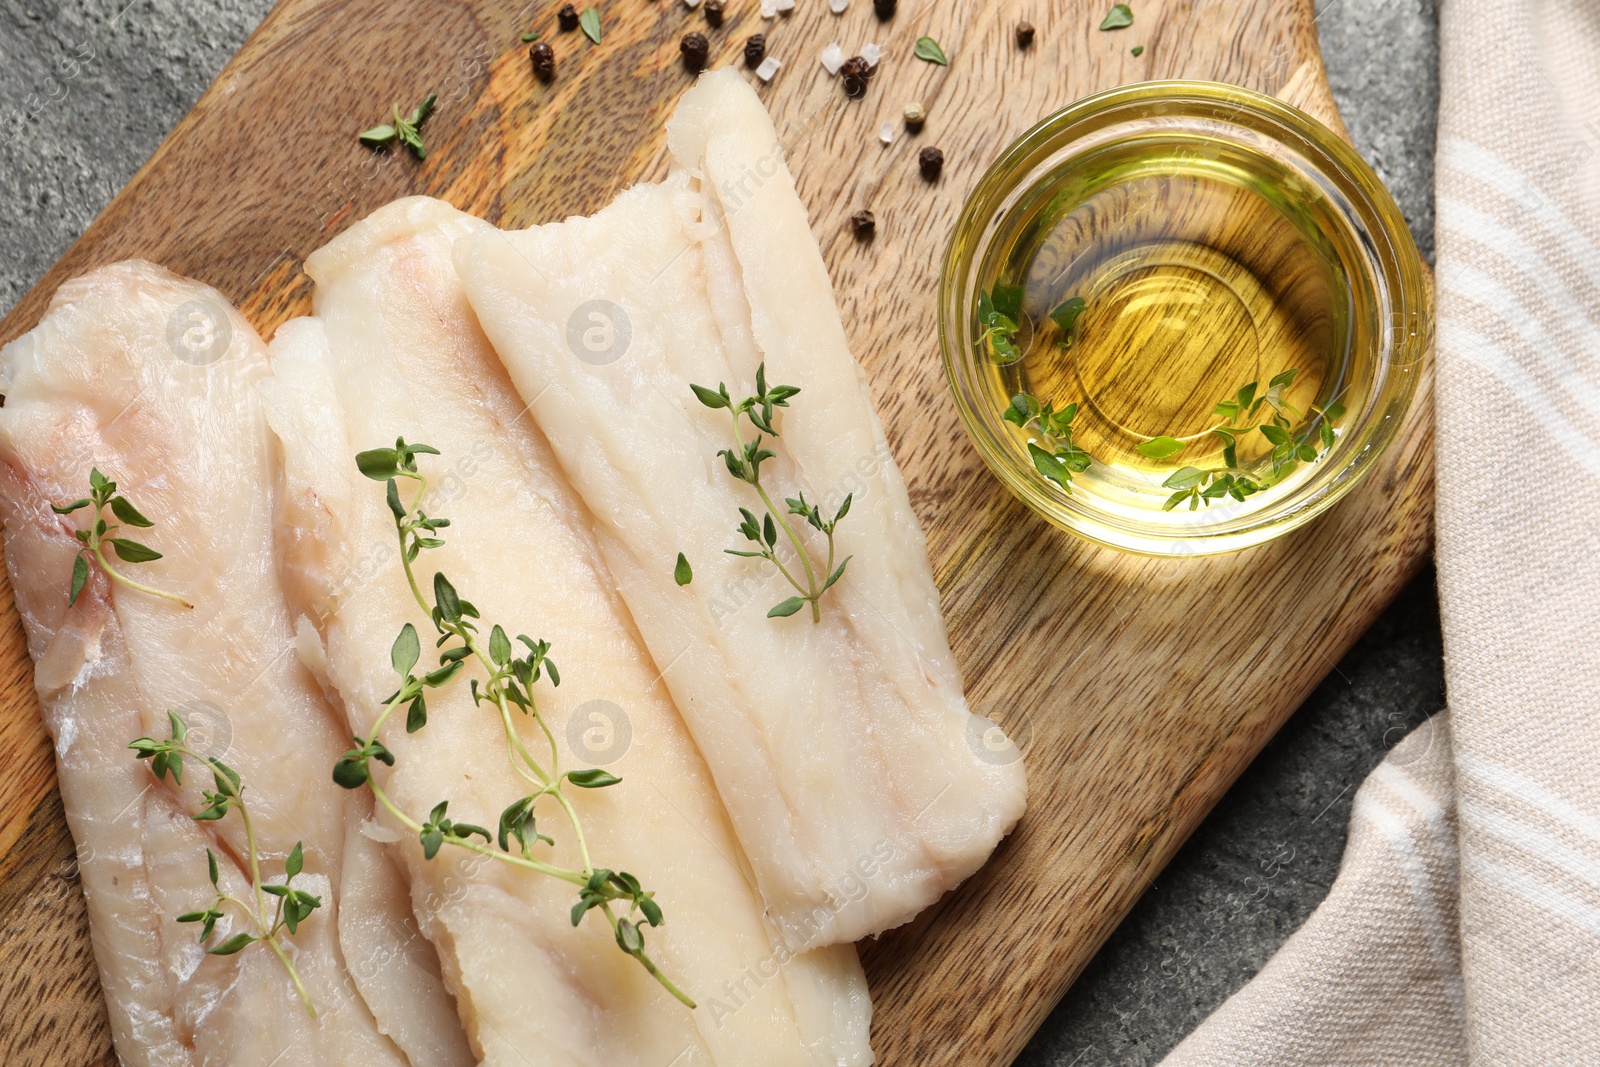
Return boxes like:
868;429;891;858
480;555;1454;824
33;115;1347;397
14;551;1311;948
941;83;1430;555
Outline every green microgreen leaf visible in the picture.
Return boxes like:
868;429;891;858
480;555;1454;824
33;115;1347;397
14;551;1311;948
107;538;162;563
422;660;463;687
567;768;622;788
1028;442;1072;490
498;795;554;854
990;284;1024;321
768;596;807;618
356;448;402;480
1003;393;1040;428
405;693;428;733
1258;423;1291;447
489;624;512;666
109;496;155;527
407;93;437;129
1163;466;1205;490
392;623;420;676
674;552;692;586
332;753;369;789
580;6;602;43
1048;296;1087;337
913;36;948;64
1100;3;1133;30
69;554;89;607
616;917;645;953
433;571;461;625
208;932;257;956
692;383;730;410
1135;436;1185;459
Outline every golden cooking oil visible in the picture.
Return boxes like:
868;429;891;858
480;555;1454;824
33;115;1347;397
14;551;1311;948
975;133;1367;515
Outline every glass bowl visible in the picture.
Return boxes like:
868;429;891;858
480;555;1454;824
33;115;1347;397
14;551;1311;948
938;80;1431;557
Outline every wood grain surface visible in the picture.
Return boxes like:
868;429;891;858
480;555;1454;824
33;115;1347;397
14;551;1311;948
0;1;1433;1064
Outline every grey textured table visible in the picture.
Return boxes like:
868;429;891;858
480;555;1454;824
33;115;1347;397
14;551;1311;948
0;1;1442;1063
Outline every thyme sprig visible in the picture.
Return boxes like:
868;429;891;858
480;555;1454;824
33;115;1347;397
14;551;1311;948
690;365;851;623
358;93;438;159
52;468;192;609
1002;353;1348;509
1004;392;1092;493
977;285;1025;362
977;287;1087;364
131;711;321;1016
332;439;692;1009
1146;370;1348;511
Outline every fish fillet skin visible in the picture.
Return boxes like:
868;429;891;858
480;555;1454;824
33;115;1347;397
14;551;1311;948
259;196;873;1067
453;69;1028;949
0;262;465;1066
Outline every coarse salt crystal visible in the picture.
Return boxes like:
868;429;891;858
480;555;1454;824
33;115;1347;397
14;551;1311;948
829;0;848;11
775;0;795;11
821;43;845;74
861;42;882;66
760;0;778;15
878;121;895;145
683;0;703;7
756;56;783;81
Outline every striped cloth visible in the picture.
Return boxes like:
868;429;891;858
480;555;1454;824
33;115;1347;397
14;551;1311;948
1161;2;1600;1063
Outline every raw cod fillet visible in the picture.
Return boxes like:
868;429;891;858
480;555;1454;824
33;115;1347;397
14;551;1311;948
453;69;1029;949
0;262;471;1067
259;196;873;1067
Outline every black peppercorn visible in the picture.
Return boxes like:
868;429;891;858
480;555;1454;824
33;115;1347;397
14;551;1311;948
850;209;875;238
918;146;944;181
744;33;766;67
530;41;556;80
873;0;895;19
558;4;579;30
705;0;725;27
1016;21;1035;48
840;55;872;97
681;31;710;72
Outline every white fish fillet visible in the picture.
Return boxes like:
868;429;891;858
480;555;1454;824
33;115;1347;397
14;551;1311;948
259;196;873;1067
0;262;470;1067
453;69;1028;949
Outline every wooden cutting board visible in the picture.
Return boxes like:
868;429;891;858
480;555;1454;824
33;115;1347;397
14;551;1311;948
0;0;1433;1063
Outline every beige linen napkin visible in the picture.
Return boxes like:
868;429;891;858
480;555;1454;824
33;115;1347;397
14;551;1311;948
1162;2;1600;1063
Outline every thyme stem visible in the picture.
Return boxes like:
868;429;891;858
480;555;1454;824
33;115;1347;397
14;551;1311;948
690;365;852;622
731;414;822;621
91;545;193;607
54;468;193;609
130;722;321;1018
337;441;692;1009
